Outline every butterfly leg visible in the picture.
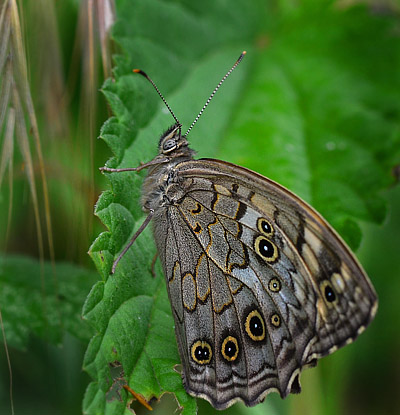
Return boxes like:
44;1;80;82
111;209;155;274
123;385;153;411
150;252;159;278
100;157;169;173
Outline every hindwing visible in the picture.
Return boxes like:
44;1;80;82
152;158;377;409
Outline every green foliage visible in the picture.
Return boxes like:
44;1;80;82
0;255;97;349
85;1;399;415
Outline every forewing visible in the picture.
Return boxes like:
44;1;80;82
159;158;378;408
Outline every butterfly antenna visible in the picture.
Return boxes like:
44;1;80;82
184;51;247;137
133;69;181;126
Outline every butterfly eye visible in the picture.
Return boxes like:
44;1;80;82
221;336;239;362
162;138;177;153
257;218;273;236
270;313;281;328
320;280;338;304
254;236;279;263
191;340;212;365
245;310;266;341
268;278;281;293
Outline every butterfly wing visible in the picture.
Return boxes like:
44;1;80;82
152;158;377;409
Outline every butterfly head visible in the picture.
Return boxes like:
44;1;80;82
158;123;194;158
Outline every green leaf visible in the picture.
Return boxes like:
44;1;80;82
86;1;400;414
220;6;400;248
0;255;97;349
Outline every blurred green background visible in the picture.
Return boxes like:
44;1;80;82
0;0;399;414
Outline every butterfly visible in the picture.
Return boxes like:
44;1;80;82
101;51;378;410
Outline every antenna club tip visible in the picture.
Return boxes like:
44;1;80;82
133;69;141;73
242;50;247;55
